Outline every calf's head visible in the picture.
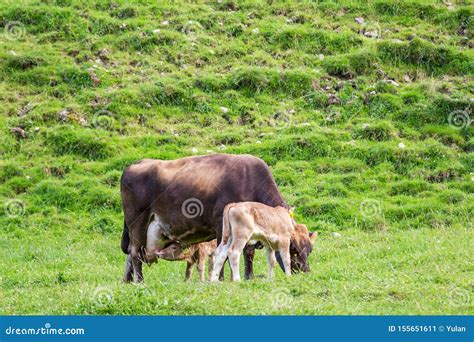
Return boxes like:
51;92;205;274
155;242;188;261
277;223;317;273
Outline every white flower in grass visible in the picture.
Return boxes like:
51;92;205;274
219;106;229;113
398;142;406;149
252;28;259;34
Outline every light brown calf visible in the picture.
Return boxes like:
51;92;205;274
211;202;317;281
156;240;217;281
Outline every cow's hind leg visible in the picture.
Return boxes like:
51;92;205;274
130;245;144;283
127;214;149;283
123;254;134;283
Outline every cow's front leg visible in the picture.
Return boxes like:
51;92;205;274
123;254;134;283
243;244;256;280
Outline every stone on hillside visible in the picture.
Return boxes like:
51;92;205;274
355;17;364;24
11;127;27;139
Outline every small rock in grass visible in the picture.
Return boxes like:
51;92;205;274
152;29;161;34
206;150;214;154
362;123;370;129
386;79;399;87
58;109;70;122
364;30;378;38
251;28;259;34
219;106;229;113
256;140;262;144
354;17;364;24
328;94;340;105
191;147;198;154
218;144;226;151
11;127;27;139
398;142;406;149
161;20;169;26
332;232;342;238
318;54;324;61
119;23;127;29
34;127;40;132
346;140;356;146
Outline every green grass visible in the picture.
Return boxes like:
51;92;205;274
0;0;473;315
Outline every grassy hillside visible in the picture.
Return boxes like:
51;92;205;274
0;0;473;314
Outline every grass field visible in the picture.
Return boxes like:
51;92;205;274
0;0;473;315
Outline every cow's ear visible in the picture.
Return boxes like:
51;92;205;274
309;231;318;244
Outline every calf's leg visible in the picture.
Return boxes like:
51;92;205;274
279;241;292;276
266;247;276;279
185;261;194;281
243;245;256;280
228;238;249;282
197;254;206;282
207;255;215;281
211;242;229;281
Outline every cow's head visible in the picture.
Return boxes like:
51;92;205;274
277;224;317;273
155;242;188;261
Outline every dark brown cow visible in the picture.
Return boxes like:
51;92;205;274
120;153;312;283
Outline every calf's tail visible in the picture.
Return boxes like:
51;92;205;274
121;219;130;254
222;204;233;245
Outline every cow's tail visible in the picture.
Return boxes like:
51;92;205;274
121;219;130;254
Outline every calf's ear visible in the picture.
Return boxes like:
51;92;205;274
309;231;318;244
